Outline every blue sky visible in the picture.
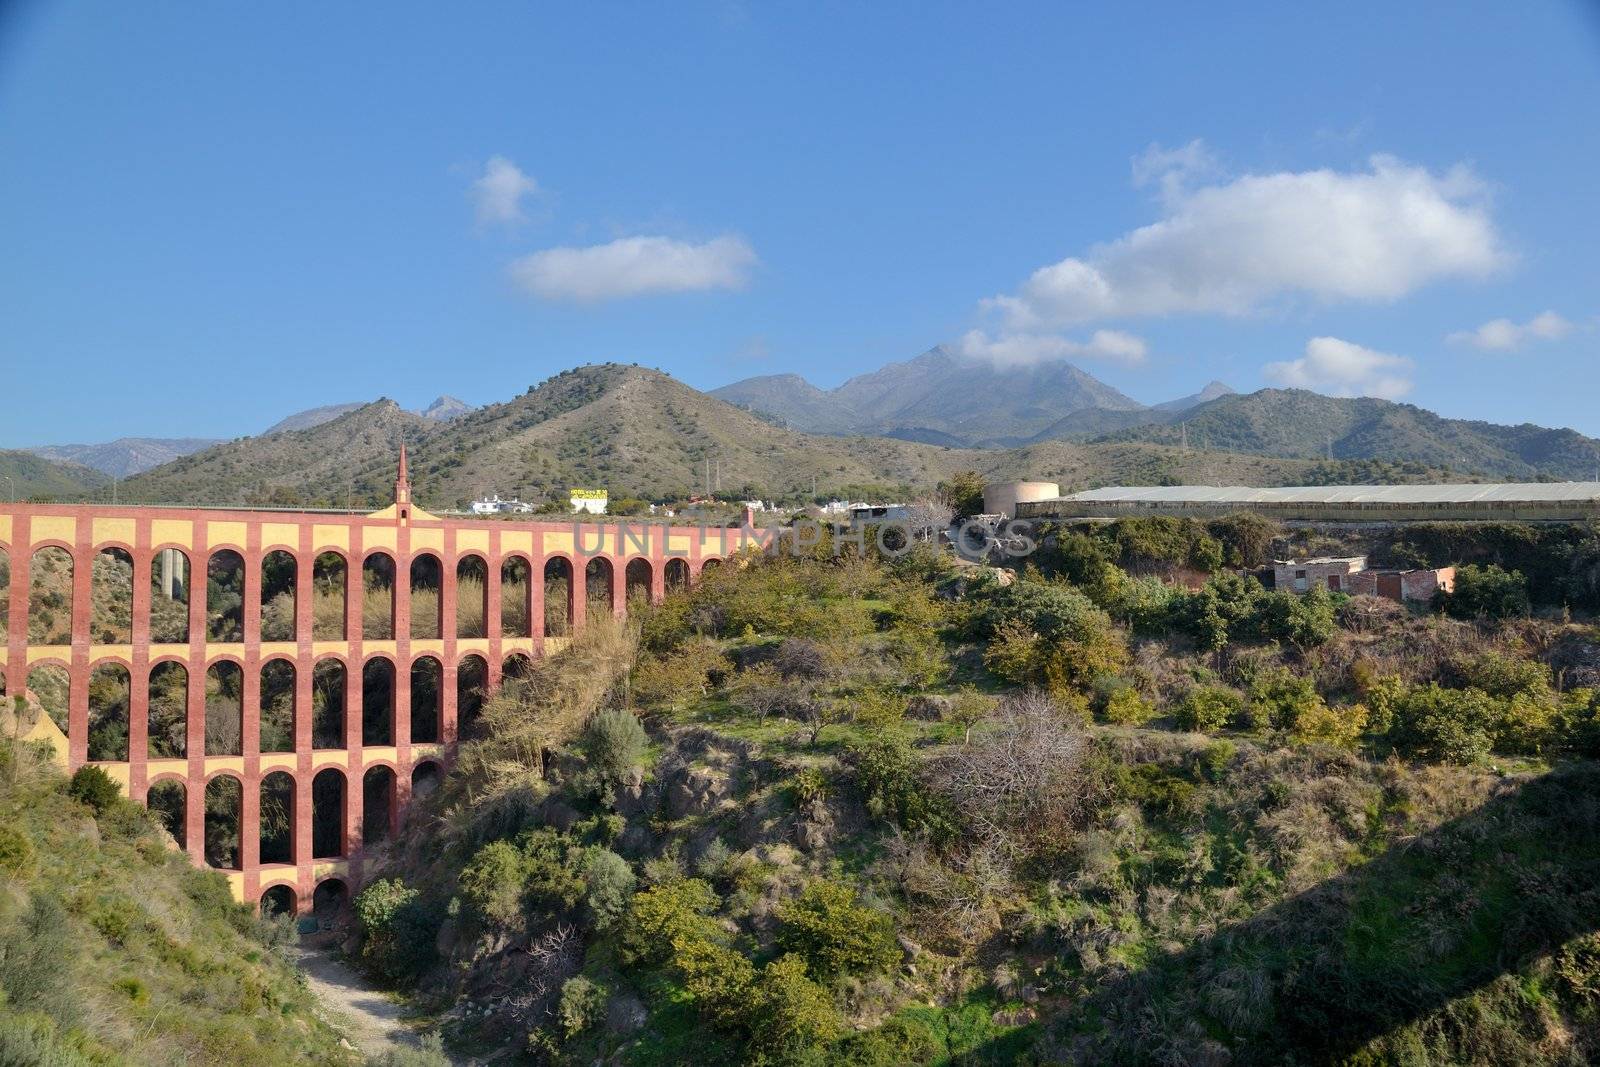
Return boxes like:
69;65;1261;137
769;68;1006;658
2;2;1597;446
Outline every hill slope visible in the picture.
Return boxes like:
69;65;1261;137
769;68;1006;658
0;450;110;499
28;437;223;478
0;723;354;1064
1096;388;1600;480
123;364;1360;509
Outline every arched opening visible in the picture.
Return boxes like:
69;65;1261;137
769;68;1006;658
409;656;441;745
500;557;532;637
259;771;295;865
260;659;296;753
0;546;9;639
90;547;134;644
313;878;347;921
362;765;395;845
311;769;346;859
544;557;572;637
455;555;488;639
456;654;487;738
625;558;653;607
502;652;534;681
586;557;614;615
147;661;188;758
361;658;395;747
86;662;130;761
312;659;346;750
665;557;690;593
260;550;297;641
28;546;73;645
204;774;243;870
150;548;190;642
411;760;442;800
701;557;723;576
0;664;5;699
25;663;70;735
206;550;245;643
204;661;243;756
260;885;296;919
312;552;347;640
408;554;442;640
362;552;396;640
147;779;186;847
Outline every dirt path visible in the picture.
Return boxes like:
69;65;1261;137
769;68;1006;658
292;942;426;1061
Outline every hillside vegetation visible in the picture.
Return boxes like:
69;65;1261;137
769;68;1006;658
0;449;109;501
120;365;1415;511
0;699;355;1065
1092;388;1600;480
342;521;1600;1064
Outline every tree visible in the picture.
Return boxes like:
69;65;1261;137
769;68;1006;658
1446;564;1531;619
775;880;899;978
939;470;987;519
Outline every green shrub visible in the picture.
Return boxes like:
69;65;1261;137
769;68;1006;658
556;975;607;1038
0;893;78;1025
1288;701;1367;749
580;707;649;790
833;1016;943;1065
748;953;844;1058
1101;685;1154;726
851;735;954;839
584;848;635;930
353;878;438;984
1446;564;1531;619
458;841;529;928
0;823;37;877
775;880;900;979
620;878;719;966
1387;683;1499;764
1247;668;1327;733
67;765;121;814
1176;686;1244;733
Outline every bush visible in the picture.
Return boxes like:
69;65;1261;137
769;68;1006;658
458;840;529;928
775;880;900;979
1101;685;1154;725
851;736;953;838
584;849;635;930
353;878;437;984
68;765;121;814
620;878;719;966
1288;701;1368;749
580;707;649;790
556;975;607;1038
0;824;37;877
1386;683;1499;764
1447;564;1531;619
1176;686;1244;733
1247;669;1326;733
748;954;844;1058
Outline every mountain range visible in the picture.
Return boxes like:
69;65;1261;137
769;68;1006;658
10;351;1600;507
713;348;1600;478
116;365;1339;509
25;395;475;477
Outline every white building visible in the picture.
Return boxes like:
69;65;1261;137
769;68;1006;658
470;493;534;515
570;489;608;515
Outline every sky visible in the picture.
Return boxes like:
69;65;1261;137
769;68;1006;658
2;2;1598;446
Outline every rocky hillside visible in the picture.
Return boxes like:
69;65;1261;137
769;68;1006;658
1092;388;1600;480
27;438;223;478
0;705;355;1064
0;449;110;500
120;364;1355;509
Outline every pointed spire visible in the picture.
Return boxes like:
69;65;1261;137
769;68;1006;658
395;435;412;508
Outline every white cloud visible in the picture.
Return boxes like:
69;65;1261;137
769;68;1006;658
956;328;1147;366
509;235;756;302
470;156;540;227
1447;310;1573;351
987;150;1506;328
1264;336;1414;400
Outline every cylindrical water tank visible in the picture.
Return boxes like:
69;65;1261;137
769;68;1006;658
982;481;1061;517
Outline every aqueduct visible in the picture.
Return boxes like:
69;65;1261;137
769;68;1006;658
0;455;764;917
